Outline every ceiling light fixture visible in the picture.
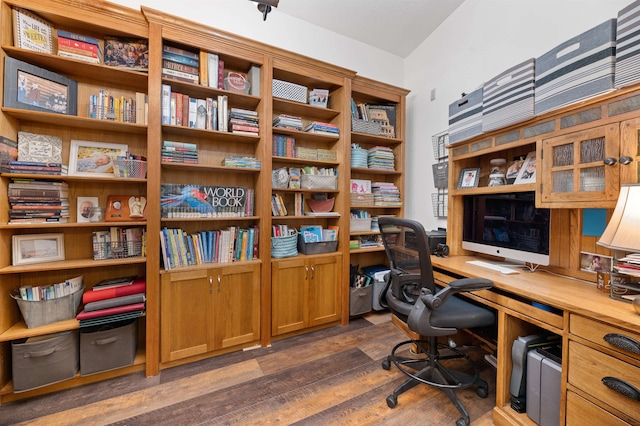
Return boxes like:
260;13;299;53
249;0;279;21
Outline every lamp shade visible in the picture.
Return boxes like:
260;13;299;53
597;184;640;252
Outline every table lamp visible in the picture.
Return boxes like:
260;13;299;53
597;183;640;314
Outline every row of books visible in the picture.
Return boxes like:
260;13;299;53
16;275;83;302
162;140;198;164
8;179;70;224
303;121;339;136
92;227;146;260
160;226;259;270
89;90;148;125
3;161;67;176
77;277;147;326
162;44;199;84
368;146;395;170
271;193;288;216
162;85;232;132
272;134;296;157
161;184;254;218
222;156;261;168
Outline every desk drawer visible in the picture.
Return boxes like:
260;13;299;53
568;340;640;420
570;314;640;361
566;391;629;426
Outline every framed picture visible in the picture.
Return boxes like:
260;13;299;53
17;131;63;164
514;151;537;184
68;140;128;177
77;196;99;223
104;37;149;72
106;195;147;222
3;57;78;115
580;251;613;273
506;157;525;184
458;167;480;189
12;233;65;266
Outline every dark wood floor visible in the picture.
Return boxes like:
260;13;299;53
1;312;496;425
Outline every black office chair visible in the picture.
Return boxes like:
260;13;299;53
378;217;495;426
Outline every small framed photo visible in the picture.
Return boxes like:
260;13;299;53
514;151;537;184
458;167;480;189
104;37;149;72
68;140;128;177
12;233;65;266
580;251;613;273
106;195;147;221
506;157;525;184
77;196;99;223
3;57;78;115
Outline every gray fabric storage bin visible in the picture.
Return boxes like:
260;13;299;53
80;318;137;376
448;87;483;144
535;19;616;115
372;278;388;311
350;286;372;316
615;0;640;88
482;58;535;132
12;330;79;392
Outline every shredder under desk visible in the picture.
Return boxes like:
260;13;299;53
429;255;640;426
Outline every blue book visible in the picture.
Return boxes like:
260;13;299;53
57;29;100;46
162;51;199;67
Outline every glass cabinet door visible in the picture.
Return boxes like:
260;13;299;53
539;124;620;207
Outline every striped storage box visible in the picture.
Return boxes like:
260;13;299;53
482;58;535;132
615;1;640;88
272;79;307;103
535;19;616;115
448;87;483;144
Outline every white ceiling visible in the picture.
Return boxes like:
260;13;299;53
274;0;466;58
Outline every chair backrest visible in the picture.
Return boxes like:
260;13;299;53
378;217;437;305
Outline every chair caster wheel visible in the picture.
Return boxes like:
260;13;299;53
386;395;397;408
381;359;391;370
456;417;469;426
476;379;489;398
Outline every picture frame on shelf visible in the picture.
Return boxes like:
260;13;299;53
506;156;526;184
77;196;99;223
3;57;78;115
580;251;613;273
104;36;149;72
514;151;537;184
68;140;128;177
458;167;480;189
12;233;65;266
12;7;54;54
105;195;147;222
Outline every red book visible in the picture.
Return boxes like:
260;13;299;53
82;278;146;304
76;302;145;320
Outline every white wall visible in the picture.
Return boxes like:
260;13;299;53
107;0;404;85
405;0;631;231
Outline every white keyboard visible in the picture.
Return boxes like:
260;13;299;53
466;260;520;274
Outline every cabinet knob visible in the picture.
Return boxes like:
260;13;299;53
619;156;633;165
601;377;640;401
603;333;640;355
603;157;617;166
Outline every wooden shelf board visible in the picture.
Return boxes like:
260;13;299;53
272;127;340;143
272;156;338;167
161;216;259;223
161;163;260;173
0;221;146;229
350;247;384;254
273;99;340;121
0;257;146;275
350;167;401;175
162;124;260;142
350;132;402;145
159;258;262;274
0;173;146;183
161;78;261;110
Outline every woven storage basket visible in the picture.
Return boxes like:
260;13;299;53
301;175;337;190
113;159;147;178
350;218;372;233
271;232;298;258
351;193;374;206
11;286;84;329
351;118;382;135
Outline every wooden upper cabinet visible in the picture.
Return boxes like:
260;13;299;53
619;117;640;184
538;124;620;208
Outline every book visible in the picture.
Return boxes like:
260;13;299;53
163;44;199;60
0;136;18;171
247;65;261;96
57;29;101;48
82;277;146;304
161;184;249;218
83;293;146;312
207;53;219;88
162;51;199;67
12;7;53;54
92;275;137;291
76;302;146;320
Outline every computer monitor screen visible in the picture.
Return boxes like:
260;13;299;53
462;192;551;266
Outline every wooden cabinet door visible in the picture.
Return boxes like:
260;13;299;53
160;270;214;362
212;263;261;350
309;254;342;327
271;257;309;336
619;117;640;184
539;124;620;207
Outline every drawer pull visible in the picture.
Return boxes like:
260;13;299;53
602;377;640;401
603;333;640;355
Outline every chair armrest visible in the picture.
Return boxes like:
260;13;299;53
421;278;493;310
448;277;493;292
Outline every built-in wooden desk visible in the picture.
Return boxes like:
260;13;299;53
430;255;640;426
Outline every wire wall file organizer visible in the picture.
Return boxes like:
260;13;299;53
432;130;449;217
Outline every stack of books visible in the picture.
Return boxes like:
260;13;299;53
222;156;260;168
273;114;303;130
367;146;395;170
5;160;66;175
162;140;198;164
304;121;339;136
162;44;199;84
57;29;102;64
8;179;69;224
77;276;146;327
229;107;259;135
372;181;402;207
